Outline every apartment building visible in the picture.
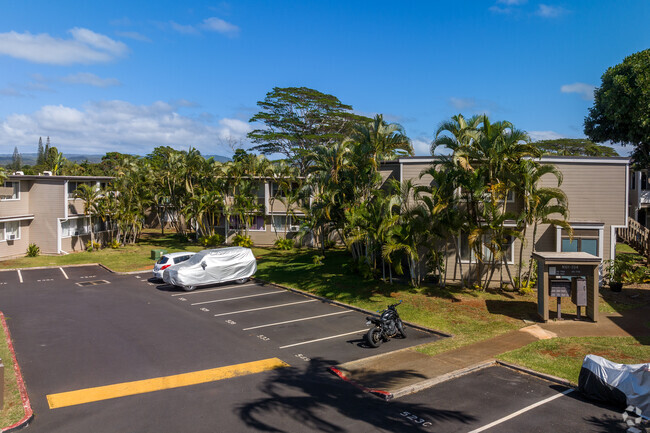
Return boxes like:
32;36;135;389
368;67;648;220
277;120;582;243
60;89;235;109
628;169;650;227
0;173;114;260
380;156;630;282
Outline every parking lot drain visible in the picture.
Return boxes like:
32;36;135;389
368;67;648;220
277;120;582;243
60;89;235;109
75;280;110;287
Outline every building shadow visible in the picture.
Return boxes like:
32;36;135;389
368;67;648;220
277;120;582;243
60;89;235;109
237;357;477;432
485;299;539;321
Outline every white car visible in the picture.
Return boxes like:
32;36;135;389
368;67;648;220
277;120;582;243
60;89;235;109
163;247;257;291
153;252;196;280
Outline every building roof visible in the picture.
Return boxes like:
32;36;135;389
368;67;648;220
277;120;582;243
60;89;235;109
388;155;630;165
7;174;114;181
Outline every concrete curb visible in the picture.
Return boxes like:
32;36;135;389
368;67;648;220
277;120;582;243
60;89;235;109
0;313;33;433
495;360;578;389
329;367;394;400
97;263;152;275
389;360;497;399
253;278;452;339
0;263;104;273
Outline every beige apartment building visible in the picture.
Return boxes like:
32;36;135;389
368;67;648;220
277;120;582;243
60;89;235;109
0;174;114;260
380;156;630;283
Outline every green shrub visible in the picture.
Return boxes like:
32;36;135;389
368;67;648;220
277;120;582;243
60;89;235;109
232;234;253;248
85;240;101;252
274;238;294;250
26;243;40;257
324;239;337;249
199;234;225;247
312;255;325;265
110;239;121;249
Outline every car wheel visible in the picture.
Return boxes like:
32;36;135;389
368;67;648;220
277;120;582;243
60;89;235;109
184;285;196;292
235;278;248;284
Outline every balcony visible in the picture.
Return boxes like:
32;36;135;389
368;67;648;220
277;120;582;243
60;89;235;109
641;190;650;204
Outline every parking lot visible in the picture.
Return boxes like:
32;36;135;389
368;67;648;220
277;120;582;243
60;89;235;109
0;265;631;432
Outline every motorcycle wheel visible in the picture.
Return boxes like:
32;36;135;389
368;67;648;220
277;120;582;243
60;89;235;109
396;319;407;338
366;327;383;348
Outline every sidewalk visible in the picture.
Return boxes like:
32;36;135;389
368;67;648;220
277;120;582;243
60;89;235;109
331;305;650;399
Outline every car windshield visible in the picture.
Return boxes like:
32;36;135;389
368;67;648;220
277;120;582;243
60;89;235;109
157;257;169;264
174;256;189;264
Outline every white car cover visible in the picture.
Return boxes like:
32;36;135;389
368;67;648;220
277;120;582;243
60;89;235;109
578;354;650;418
163;247;257;289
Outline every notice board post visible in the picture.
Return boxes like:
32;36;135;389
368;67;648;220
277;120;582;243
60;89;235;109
533;252;602;322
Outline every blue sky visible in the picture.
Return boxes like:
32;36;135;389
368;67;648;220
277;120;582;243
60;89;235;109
0;0;648;157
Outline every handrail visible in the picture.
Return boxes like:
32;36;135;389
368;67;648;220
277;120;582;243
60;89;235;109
617;217;650;262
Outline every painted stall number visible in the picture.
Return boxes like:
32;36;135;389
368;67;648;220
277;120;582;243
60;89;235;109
295;353;311;362
257;335;270;341
225;319;237;325
178;297;187;301
399;412;432;427
200;307;210;312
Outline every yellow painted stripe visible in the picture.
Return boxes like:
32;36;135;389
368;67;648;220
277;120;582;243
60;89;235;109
47;357;289;409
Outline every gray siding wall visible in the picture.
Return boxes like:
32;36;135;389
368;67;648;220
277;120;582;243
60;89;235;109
0;220;32;259
28;180;65;254
0;180;31;217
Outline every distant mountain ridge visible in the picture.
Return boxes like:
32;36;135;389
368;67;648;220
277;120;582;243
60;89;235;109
0;153;231;166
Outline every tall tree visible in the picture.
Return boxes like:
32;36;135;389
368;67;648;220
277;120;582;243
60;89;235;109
248;87;369;175
533;138;618;157
584;49;650;165
37;137;45;166
11;146;22;171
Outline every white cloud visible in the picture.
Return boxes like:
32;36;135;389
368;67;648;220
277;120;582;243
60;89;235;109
170;17;240;37
411;137;432;156
528;130;564;141
61;73;121;88
449;97;477;111
561;82;595;101
0;100;250;155
170;21;199;35
0;28;128;65
115;31;151;42
201;17;240;36
536;4;568;18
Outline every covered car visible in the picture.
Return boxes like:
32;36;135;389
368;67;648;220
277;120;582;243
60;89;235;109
163;247;257;291
578;354;650;418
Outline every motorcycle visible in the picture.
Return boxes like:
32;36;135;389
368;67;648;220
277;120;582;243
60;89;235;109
365;300;407;347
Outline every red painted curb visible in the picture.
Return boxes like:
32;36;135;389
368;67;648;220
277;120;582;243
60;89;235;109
0;312;33;432
329;367;393;400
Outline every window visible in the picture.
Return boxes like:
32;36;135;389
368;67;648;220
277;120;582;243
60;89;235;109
272;215;300;232
61;218;90;237
1;221;20;241
0;181;20;200
230;216;265;231
561;237;598;257
458;232;514;263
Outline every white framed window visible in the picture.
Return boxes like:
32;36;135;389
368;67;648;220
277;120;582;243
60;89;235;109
230;215;266;232
61;218;90;237
561;237;599;257
1;221;20;241
458;232;514;264
0;181;20;201
272;215;301;232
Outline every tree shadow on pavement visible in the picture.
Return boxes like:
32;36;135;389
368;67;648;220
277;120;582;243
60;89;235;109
237;357;477;433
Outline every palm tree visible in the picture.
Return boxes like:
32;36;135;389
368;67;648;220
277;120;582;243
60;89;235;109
74;183;101;247
349;114;413;169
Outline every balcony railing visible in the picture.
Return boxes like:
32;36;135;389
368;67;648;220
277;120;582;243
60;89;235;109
618;217;650;263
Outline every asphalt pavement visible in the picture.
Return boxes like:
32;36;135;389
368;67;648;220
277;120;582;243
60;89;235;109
0;265;631;432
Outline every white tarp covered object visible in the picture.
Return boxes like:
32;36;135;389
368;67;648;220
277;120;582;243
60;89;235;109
578;354;650;418
163;247;257;291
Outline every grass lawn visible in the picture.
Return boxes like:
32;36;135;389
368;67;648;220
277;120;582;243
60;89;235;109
0;317;25;428
497;336;650;384
1;231;648;377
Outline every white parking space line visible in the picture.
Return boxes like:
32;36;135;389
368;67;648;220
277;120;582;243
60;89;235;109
190;290;286;306
466;388;574;433
243;310;353;331
279;329;367;349
17;270;23;283
213;299;318;317
59;267;69;279
171;283;259;296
